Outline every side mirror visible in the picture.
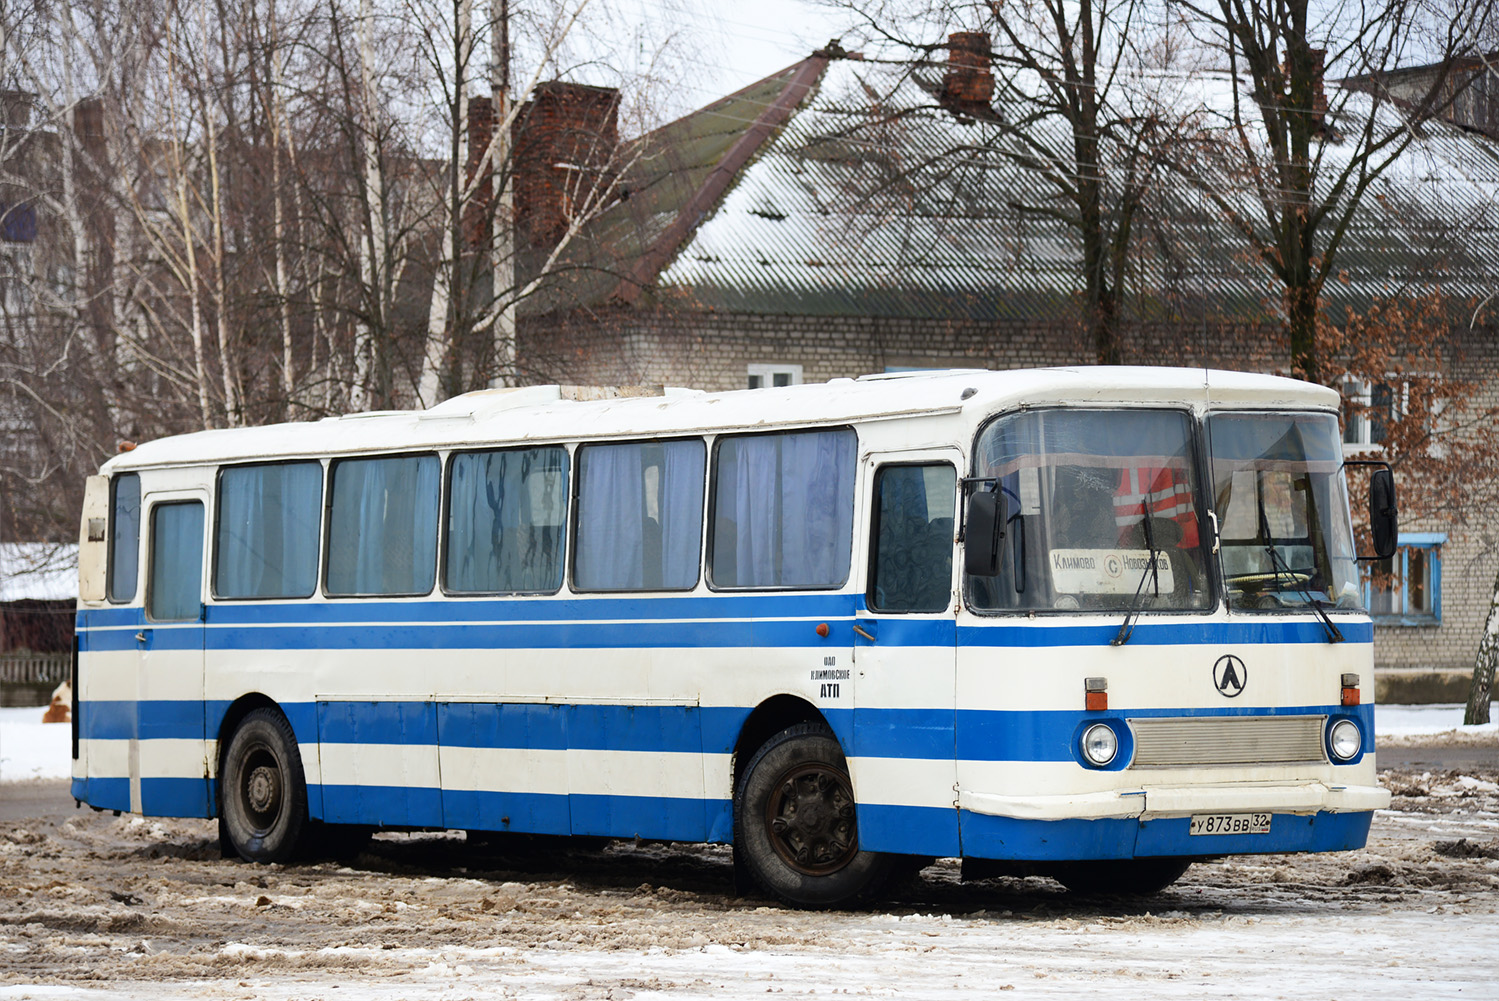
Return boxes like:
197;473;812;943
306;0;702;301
964;489;1007;576
1369;468;1398;560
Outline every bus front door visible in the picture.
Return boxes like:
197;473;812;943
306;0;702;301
851;453;961;858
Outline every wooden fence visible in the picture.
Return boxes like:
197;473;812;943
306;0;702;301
0;650;70;685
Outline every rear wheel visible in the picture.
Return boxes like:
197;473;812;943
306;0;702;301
734;722;890;908
1052;858;1192;896
221;708;309;863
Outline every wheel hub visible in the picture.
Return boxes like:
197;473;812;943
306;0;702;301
246;764;281;816
766;764;858;876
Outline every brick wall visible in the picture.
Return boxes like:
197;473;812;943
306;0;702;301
517;305;1498;676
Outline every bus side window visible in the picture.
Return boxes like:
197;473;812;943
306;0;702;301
869;464;956;613
215;462;322;599
108;473;141;603
710;428;857;589
326;454;440;597
446;446;569;594
574;439;705;591
147;501;204;621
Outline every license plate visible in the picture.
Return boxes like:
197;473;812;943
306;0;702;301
1189;812;1272;836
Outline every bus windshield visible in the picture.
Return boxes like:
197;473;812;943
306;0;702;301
968;409;1211;612
1207;412;1362;612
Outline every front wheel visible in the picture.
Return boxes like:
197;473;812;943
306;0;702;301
734;722;890;908
1052;858;1192;896
221;708;310;863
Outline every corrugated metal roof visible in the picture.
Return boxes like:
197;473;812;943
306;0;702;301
531;57;1499;322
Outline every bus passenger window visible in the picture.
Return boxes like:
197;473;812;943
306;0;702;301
215;462;322;599
574;440;705;591
326;454;440;597
108;473;141;603
148;501;204;621
447;446;568;593
869;464;956;612
711;428;857;589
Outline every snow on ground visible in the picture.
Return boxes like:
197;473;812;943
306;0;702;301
0;707;71;783
2;702;1495;784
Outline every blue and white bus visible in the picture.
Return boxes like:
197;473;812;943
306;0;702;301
71;368;1396;907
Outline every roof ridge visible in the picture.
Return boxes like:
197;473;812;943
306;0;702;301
611;54;831;304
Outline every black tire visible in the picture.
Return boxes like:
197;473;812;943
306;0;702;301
1052;858;1192;896
733;722;891;908
221;708;310;863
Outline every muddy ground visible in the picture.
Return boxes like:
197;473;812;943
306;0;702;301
2;765;1496;997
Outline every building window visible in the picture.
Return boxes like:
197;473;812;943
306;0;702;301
1340;377;1405;450
1364;533;1443;625
747;363;802;390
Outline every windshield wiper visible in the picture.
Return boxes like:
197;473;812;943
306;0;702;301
1112;505;1162;647
1256;497;1343;644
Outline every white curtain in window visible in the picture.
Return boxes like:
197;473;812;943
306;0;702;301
575;444;646;589
216;462;320;598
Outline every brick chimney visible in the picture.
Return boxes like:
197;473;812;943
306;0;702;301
943;32;994;112
512;82;620;254
465;96;495;249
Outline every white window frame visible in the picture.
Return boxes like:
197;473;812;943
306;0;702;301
747;363;803;390
1340;375;1408;453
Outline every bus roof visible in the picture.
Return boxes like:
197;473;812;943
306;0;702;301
103;367;1339;472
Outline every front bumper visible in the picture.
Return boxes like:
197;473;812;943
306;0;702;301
955;781;1389;861
960;780;1391;821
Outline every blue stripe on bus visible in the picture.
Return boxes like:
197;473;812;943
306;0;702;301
80;700;204;741
439;788;573;835
320;784;446;827
76;616;1372;652
956;703;1376;762
77;599;1372;650
858;803;960;856
960;811;1140;860
72;776;129;812
81;699;1373;763
958;619;1374;646
141;777;213;818
570;794;716;841
853;708;954;759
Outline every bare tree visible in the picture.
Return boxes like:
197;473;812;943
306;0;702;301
1167;0;1497;382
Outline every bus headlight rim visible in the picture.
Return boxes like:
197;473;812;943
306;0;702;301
1080;722;1119;767
1328;718;1362;762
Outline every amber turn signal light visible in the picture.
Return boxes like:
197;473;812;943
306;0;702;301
1341;673;1360;707
1085;677;1108;712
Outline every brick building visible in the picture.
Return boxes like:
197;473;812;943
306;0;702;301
507;49;1499;693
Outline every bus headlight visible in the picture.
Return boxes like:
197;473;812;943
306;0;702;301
1080;723;1118;767
1329;719;1362;761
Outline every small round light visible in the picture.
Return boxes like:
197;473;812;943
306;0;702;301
1329;719;1362;761
1080;723;1118;767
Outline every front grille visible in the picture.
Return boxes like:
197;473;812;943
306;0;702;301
1128;715;1327;767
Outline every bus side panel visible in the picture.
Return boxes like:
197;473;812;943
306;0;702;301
567;703;706;841
316;700;444;827
436;702;571;835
